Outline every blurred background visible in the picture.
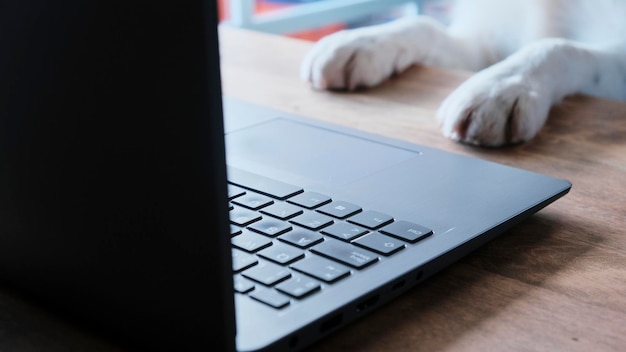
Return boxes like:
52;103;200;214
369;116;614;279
217;0;451;41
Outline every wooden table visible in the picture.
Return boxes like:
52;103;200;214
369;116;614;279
0;26;624;352
218;27;626;352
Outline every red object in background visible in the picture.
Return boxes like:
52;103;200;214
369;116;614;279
218;0;345;41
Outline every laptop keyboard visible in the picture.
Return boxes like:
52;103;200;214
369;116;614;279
228;171;433;309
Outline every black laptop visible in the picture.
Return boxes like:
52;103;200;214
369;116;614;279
0;1;571;351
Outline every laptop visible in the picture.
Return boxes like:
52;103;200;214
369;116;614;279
0;1;571;351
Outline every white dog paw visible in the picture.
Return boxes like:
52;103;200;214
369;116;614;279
300;29;415;91
437;70;553;147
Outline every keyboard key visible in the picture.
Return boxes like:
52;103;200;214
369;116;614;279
287;191;331;209
275;274;321;298
258;242;305;265
311;238;378;269
233;274;255;293
290;256;350;283
231;193;274;210
317;200;361;219
348;210;393;229
290;211;333;230
229;206;262;226
227;185;246;199
321;222;368;241
352;232;405;256
380;220;433;243
249;286;290;309
242;260;291;286
228;167;303;200
230;225;242;236
231;230;272;252
278;228;324;248
232;248;258;272
247;218;292;237
260;202;303;220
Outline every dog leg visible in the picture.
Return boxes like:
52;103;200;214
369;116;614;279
300;16;491;91
438;38;626;146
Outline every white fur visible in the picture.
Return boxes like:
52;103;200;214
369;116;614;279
301;0;626;146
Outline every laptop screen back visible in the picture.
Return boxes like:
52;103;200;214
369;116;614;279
0;1;234;350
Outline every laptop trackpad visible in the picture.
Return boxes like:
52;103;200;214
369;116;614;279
225;118;420;188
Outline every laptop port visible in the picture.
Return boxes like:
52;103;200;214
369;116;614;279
355;294;380;313
319;313;343;333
